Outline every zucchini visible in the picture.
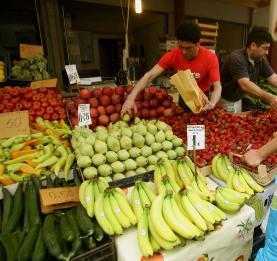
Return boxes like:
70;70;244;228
46;175;54;188
32;227;46;261
83;236;97;250
54;209;66;218
32;176;42;190
66;209;82;259
76;204;94;237
43;214;66;260
1;187;13;232
92;218;105;242
0;243;7;261
0;232;22;261
23;183;30;234
27;182;42;225
55;224;69;257
6;184;23;234
59;215;74;242
17;225;40;261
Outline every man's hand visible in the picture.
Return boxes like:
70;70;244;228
202;94;215;111
243;149;264;167
121;98;137;117
268;95;277;111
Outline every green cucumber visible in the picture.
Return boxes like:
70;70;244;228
83;236;97;250
92;218;105;242
55;224;69;257
32;176;42;190
32;227;46;261
66;209;82;259
23;183;30;234
59;215;74;242
0;231;23;261
1;187;13;232
6;184;23;234
18;225;40;261
43;214;66;260
76;204;94;237
27;182;41;225
0;243;7;261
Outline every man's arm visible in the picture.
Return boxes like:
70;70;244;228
266;73;277;87
244;133;277;167
202;81;222;111
238;77;277;110
121;64;164;116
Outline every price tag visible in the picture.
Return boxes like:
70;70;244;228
187;125;205;150
39;186;80;214
65;64;80;84
0;111;30;139
31;78;58;89
20;44;44;59
78;104;92;126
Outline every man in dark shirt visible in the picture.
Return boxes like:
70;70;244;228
220;27;277;112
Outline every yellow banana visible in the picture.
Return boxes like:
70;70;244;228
240;168;264;193
157;180;166;195
138;183;151;208
190;178;207;200
196;175;213;201
79;180;90;208
184;155;196;174
131;185;144;220
186;189;216;224
167;175;181;194
148;210;178;250
103;193;123;234
140;182;156;203
162;159;177;182
215;190;241;213
223;156;235;173
216;156;227;181
149;232;160;252
226;170;235;189
137;208;153;257
109;193;131;228
149;194;179;242
217;187;245;205
238;172;254;196
180;193;208;231
159;164;167;177
232;171;245;193
174;193;193;222
93;180;101;199
112;188;137;225
201;199;227;222
94;193;114;235
154;165;162;187
205;219;214;231
162;195;196;239
211;154;222;180
182;160;194;180
177;161;191;187
170;160;183;187
97;177;109;193
85;181;94;217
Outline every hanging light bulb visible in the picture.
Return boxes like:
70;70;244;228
135;0;142;14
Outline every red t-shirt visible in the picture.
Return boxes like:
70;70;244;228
158;46;220;92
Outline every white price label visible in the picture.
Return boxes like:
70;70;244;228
187;125;205;150
78;104;92;126
65;64;80;84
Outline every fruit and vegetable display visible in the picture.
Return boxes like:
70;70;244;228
71;118;186;181
0;86;66;122
11;55;50;81
0;178;108;261
0;118;74;184
163;107;277;169
65;85;184;128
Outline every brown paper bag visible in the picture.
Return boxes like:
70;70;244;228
170;69;205;113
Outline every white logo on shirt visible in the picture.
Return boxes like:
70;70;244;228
193;72;201;79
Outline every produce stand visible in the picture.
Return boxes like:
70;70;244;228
116;178;256;261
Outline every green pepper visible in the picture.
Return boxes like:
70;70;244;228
9;172;31;182
10;143;26;153
1;136;18;148
4;151;42;165
31;132;45;139
35;156;59;169
33;145;53;163
63;154;75;181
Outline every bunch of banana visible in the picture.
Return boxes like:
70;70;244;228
131;181;156;220
215;187;250;214
79;177;109;217
94;187;137;235
212;153;235;182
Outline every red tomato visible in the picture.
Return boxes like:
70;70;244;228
49;98;58;106
6;103;14;110
59;112;67;119
37;93;45;100
3;93;12;100
39;87;48;93
28;109;36;116
15;103;23;110
43;114;51;120
46;106;54;114
41;102;49;108
51;113;59;120
2;109;10;113
32;94;40;101
33;101;41;110
36;108;45;116
11;97;20;104
23;102;32;109
29;115;35;122
0;104;6;112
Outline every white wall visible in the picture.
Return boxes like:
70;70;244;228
252;6;269;28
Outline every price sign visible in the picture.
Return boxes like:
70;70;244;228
0;111;30;139
78;104;92;126
20;44;44;59
39;186;80;214
187;125;205;150
65;64;80;84
31;78;58;89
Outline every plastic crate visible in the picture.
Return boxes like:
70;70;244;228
72;237;117;261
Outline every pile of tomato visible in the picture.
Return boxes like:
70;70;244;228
0;86;66;122
162;107;277;169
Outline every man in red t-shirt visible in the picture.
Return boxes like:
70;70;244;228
121;21;222;115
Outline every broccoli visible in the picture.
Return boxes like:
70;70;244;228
41;70;50;79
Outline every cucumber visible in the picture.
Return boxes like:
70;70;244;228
1;187;13;232
54;209;66;218
23;183;30;234
0;243;7;261
59;215;74;242
92;218;105;242
6;184;23;234
66;209;82;259
46;175;54;188
27;182;42;225
83;236;97;250
55;224;69;257
76;204;94;237
43;214;66;260
32;227;46;261
18;225;40;261
0;231;23;261
32;177;42;190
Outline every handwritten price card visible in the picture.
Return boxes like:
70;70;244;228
0;110;30;139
